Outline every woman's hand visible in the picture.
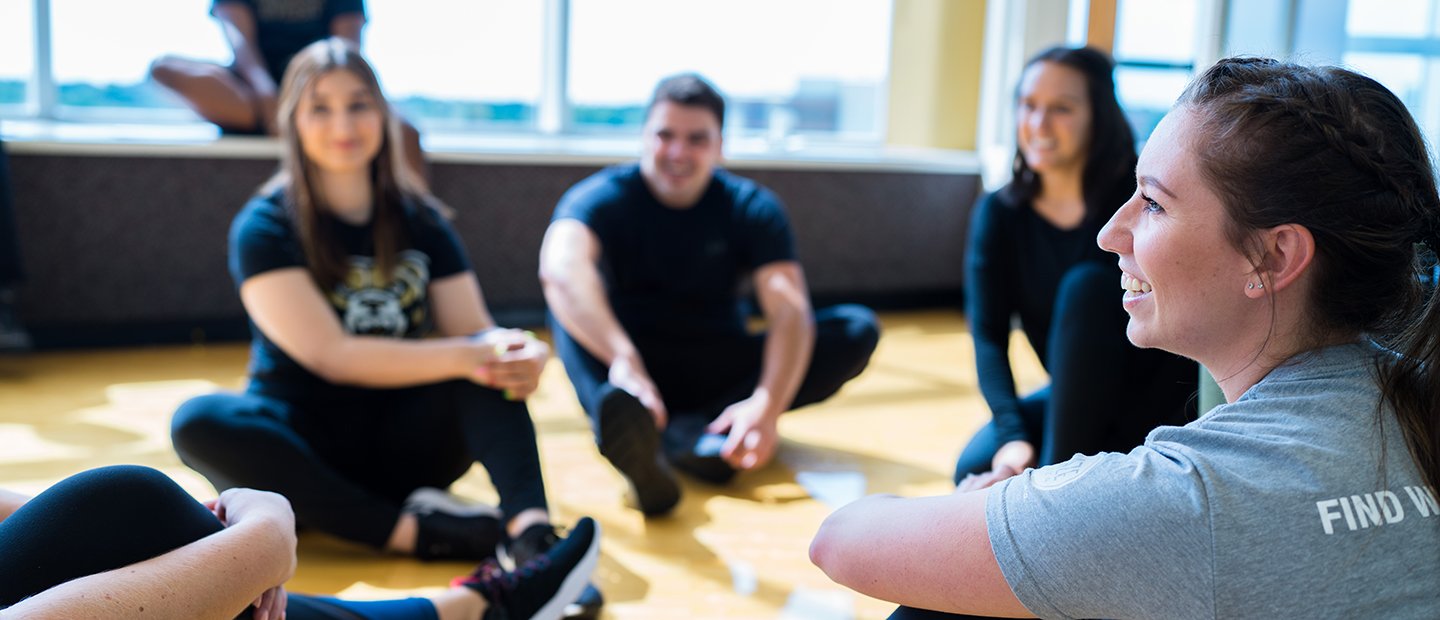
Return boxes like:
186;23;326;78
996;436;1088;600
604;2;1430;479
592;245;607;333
468;328;550;400
208;489;297;620
957;440;1036;492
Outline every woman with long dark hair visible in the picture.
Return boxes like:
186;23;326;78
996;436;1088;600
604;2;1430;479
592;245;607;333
955;46;1195;490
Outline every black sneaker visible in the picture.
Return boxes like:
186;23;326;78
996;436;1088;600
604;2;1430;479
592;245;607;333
662;415;737;485
404;487;504;561
596;385;680;516
505;524;605;620
454;517;601;620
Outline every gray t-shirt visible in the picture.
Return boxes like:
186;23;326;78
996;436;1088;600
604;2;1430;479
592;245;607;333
987;343;1440;619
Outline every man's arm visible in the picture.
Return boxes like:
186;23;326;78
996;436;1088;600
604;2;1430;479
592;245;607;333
212;2;277;133
6;489;296;620
707;261;813;469
810;491;1032;617
539;218;668;425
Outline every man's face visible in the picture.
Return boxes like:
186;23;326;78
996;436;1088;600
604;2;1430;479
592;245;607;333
640;100;723;208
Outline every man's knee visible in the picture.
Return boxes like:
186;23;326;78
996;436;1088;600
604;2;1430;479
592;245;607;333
823;303;881;361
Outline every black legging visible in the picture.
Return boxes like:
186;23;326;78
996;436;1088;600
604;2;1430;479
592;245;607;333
0;138;23;286
0;465;437;619
955;263;1196;481
551;303;881;457
172;380;548;549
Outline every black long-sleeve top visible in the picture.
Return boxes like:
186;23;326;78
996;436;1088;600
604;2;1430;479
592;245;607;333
963;188;1123;446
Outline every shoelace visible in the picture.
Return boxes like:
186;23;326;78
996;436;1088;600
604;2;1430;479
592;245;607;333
453;553;555;605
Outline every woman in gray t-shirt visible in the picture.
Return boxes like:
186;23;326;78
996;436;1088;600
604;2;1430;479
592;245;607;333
810;57;1440;619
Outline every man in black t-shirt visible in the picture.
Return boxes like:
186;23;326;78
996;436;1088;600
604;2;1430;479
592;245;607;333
540;74;879;516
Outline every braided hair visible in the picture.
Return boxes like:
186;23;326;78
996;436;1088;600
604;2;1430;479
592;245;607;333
1179;57;1440;492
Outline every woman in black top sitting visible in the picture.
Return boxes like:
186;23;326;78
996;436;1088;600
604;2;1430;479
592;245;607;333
170;38;585;576
955;46;1195;490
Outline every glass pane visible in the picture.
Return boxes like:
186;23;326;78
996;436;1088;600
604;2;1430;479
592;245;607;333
1115;66;1191;140
1346;0;1429;38
1343;52;1425;111
51;0;228;111
0;0;33;107
568;0;892;141
1114;0;1197;64
367;0;543;130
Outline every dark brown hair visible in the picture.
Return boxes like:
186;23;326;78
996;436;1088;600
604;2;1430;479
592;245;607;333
262;37;443;290
1006;46;1137;227
1179;57;1440;492
646;73;726;131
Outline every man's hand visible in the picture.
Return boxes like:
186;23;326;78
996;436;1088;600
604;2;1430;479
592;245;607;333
609;354;667;429
707;393;781;470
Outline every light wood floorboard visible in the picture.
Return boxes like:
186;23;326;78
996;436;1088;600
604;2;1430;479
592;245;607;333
0;310;1046;619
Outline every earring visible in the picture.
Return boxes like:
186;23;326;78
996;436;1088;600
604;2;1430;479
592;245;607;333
1247;282;1255;290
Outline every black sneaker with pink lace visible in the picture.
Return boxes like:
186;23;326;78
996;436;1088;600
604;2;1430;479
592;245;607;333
453;517;600;620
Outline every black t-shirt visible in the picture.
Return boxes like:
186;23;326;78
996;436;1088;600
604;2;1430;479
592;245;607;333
213;0;365;82
552;163;796;339
229;188;468;399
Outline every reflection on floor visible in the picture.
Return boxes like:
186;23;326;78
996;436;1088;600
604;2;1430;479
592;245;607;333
0;310;1046;619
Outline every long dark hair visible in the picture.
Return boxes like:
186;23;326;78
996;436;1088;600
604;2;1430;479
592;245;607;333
1179;57;1440;492
1005;46;1137;227
261;37;443;290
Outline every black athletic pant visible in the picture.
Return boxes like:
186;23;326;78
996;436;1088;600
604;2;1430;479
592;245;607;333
955;263;1196;481
552;303;881;459
0;465;438;619
172;380;548;549
0;138;23;286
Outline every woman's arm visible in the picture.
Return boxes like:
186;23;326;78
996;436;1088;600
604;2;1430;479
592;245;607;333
240;268;496;387
430;272;549;400
6;489;296;620
810;491;1032;618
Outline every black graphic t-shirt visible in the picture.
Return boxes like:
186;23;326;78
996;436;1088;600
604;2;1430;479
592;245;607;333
229;188;468;400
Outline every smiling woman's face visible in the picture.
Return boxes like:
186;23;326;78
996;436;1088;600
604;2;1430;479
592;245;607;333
1097;108;1258;363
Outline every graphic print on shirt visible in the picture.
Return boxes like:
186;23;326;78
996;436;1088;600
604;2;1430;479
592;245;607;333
1314;485;1439;534
327;250;430;337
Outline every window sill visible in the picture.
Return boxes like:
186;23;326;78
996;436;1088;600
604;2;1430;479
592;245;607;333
1;119;980;175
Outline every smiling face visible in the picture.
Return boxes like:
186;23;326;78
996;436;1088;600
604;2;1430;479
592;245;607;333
639;100;723;209
1097;108;1259;362
294;69;384;177
1016;61;1093;177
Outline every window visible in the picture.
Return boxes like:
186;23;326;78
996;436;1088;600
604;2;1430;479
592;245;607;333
568;0;891;145
1111;0;1201;140
366;0;544;132
2;0;894;148
0;0;34;109
1339;0;1440;148
50;0;227;119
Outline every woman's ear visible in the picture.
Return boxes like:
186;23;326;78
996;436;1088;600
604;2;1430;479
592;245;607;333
1251;223;1316;295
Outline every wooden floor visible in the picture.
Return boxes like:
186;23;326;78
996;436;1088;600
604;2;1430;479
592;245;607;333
0;310;1046;619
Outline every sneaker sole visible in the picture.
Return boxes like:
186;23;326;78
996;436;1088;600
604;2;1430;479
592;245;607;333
404;487;503;519
598;390;681;515
532;522;602;620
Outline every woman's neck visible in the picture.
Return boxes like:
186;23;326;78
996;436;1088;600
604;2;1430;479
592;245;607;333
317;170;373;225
1033;167;1085;229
